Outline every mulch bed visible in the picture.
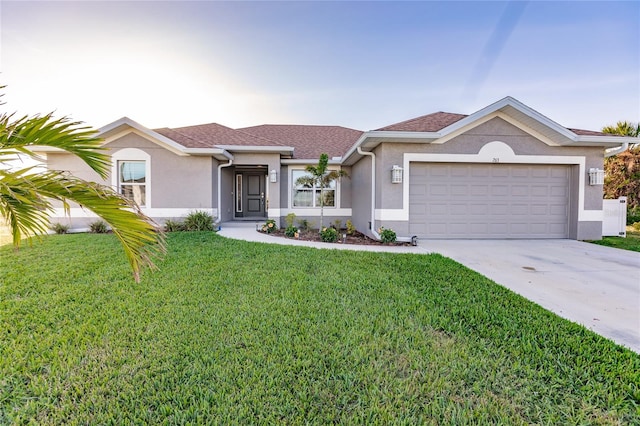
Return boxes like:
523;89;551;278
259;229;412;246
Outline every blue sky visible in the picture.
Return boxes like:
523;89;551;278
1;1;638;132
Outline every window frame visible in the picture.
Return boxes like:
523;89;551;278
118;160;147;207
290;167;339;209
111;148;151;208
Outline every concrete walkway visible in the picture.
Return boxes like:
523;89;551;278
218;222;640;353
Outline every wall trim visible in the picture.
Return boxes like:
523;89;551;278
278;208;352;217
379;141;598;223
51;208;217;219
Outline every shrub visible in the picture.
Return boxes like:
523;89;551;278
628;207;640;226
261;219;277;234
320;227;339;243
285;213;297;228
89;220;109;234
346;220;356;235
379;227;397;244
285;225;299;238
332;220;342;230
298;219;314;232
633;222;640;231
183;211;214;231
164;219;185;232
51;222;69;234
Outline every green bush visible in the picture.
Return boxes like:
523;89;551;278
183;211;214;231
297;219;314;231
261;219;277;234
627;207;640;226
378;226;397;244
285;213;297;228
164;219;185;232
346;219;356;235
50;223;69;234
89;220;109;234
320;227;339;243
285;225;299;238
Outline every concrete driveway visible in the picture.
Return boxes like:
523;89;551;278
423;240;640;353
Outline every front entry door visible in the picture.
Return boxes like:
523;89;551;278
236;173;266;218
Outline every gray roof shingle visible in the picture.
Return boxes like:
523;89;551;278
155;123;285;148
376;112;468;132
239;125;363;159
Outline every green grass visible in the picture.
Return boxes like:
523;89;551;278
590;228;640;252
1;233;639;424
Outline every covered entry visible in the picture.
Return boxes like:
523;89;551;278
409;163;571;239
234;168;268;219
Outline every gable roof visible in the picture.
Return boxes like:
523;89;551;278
239;125;363;160
341;96;630;165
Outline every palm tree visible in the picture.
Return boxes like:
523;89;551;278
602;121;640;138
0;89;165;282
295;153;348;231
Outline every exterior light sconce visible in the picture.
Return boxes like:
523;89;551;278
588;168;605;185
391;165;403;184
269;169;278;183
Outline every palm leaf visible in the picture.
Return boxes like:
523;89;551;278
0;113;109;178
1;168;165;281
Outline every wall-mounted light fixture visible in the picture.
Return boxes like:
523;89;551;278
269;169;278;183
588;168;605;185
391;165;403;184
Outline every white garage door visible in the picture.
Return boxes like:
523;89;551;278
409;163;570;239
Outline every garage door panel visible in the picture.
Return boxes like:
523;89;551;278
511;185;528;196
511;204;529;215
409;163;570;239
491;204;509;215
550;186;567;197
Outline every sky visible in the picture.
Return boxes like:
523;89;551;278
1;1;638;133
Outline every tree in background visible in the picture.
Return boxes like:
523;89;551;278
602;121;639;139
602;121;640;211
295;153;348;231
0;87;165;282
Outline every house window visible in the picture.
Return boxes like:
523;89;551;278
119;161;146;206
292;169;336;208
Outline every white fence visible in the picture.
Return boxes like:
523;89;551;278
602;197;627;237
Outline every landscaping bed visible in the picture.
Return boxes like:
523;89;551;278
260;228;412;246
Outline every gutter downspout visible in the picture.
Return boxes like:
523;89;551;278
357;147;381;240
605;143;629;158
217;158;233;223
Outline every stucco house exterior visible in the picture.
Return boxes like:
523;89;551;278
44;97;631;241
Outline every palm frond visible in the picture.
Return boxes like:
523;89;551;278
0;168;52;246
0;113;109;178
1;167;165;282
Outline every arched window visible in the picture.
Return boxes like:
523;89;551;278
111;148;151;208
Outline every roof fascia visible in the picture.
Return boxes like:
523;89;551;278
99;117;190;156
574;135;640;147
183;148;234;161
443;96;576;140
281;159;343;165
216;145;295;155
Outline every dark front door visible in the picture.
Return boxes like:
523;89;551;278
235;172;266;218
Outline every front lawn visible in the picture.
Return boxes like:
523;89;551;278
590;228;640;252
1;233;638;424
